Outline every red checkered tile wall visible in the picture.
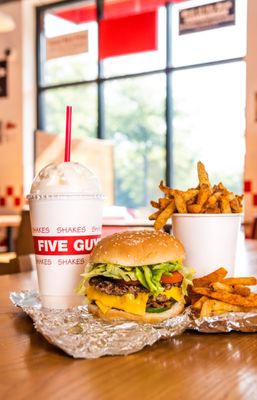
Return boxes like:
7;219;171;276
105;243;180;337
244;180;257;206
0;186;24;208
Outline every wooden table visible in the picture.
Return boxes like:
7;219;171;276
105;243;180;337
1;240;257;400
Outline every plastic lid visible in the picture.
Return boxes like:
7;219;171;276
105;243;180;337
30;162;101;195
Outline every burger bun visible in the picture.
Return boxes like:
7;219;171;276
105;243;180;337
88;300;184;323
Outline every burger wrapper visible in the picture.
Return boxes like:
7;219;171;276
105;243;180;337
188;307;257;333
10;290;190;359
10;292;257;358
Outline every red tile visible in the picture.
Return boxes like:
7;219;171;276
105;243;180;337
14;197;21;206
6;186;13;196
244;180;252;193
0;197;6;206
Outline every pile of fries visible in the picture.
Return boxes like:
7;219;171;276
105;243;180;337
149;161;244;230
190;268;257;318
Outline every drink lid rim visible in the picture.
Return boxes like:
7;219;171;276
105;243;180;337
27;193;105;200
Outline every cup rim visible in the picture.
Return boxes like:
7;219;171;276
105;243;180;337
171;213;243;218
27;192;105;200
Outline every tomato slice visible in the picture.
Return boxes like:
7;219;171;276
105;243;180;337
160;271;183;284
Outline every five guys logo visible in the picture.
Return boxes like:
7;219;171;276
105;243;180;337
33;235;101;256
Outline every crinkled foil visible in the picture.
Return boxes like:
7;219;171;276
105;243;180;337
188;307;257;333
10;290;190;359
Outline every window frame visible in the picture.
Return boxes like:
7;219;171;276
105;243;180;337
36;0;245;190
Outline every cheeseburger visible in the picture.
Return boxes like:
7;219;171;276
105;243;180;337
78;230;193;323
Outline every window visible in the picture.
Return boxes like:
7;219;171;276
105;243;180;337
42;84;97;138
37;0;247;209
172;61;246;193
105;74;166;208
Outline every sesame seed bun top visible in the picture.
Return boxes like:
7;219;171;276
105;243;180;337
89;229;185;266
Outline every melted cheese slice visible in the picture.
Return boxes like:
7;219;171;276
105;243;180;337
86;286;149;315
163;287;183;302
87;285;183;315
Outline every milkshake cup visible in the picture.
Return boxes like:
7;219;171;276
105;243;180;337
28;162;104;308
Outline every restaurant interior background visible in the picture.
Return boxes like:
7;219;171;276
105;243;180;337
0;0;257;258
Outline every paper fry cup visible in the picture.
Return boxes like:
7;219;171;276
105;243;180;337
171;213;242;277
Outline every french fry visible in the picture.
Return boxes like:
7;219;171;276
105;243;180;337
236;194;244;206
233;285;251;297
197;161;211;188
226;192;236;201
200;299;214;318
154;199;176;230
187;204;202;214
211;282;233;293
213;182;228;193
220;196;232;213
203;206;221;214
200;299;251;317
230;197;242;213
159;197;172;210
150;200;159;209
193;267;228;287
182;189;199;203
209;300;249;313
148;210;161;221
159;180;175;198
174;191;187;214
192;287;257;307
207;191;222;207
197;184;212;208
221;277;257;286
192;296;208;310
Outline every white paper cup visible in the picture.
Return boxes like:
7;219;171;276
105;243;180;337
171;213;243;277
28;193;104;308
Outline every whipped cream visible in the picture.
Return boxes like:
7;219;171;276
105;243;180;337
30;162;101;194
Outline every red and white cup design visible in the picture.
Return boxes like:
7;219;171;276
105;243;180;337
28;194;103;308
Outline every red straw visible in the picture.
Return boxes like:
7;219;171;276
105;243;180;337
64;105;72;162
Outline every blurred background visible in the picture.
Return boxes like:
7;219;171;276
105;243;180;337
0;0;256;261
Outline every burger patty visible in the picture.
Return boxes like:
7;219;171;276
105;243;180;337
89;276;181;302
89;276;148;296
146;295;176;309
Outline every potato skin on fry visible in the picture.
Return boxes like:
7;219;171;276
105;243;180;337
199;299;253;318
150;200;159;209
197;161;211;189
211;281;233;293
159;197;171;210
192;267;228;286
188;204;202;214
159;180;175;198
233;285;251;297
192;296;209;310
174;191;187;214
148;210;161;221
154;199;176;230
221;277;257;286
193;287;257;307
220;196;232;213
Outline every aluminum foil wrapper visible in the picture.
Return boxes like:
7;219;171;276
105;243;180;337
10;290;190;359
188;307;257;333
